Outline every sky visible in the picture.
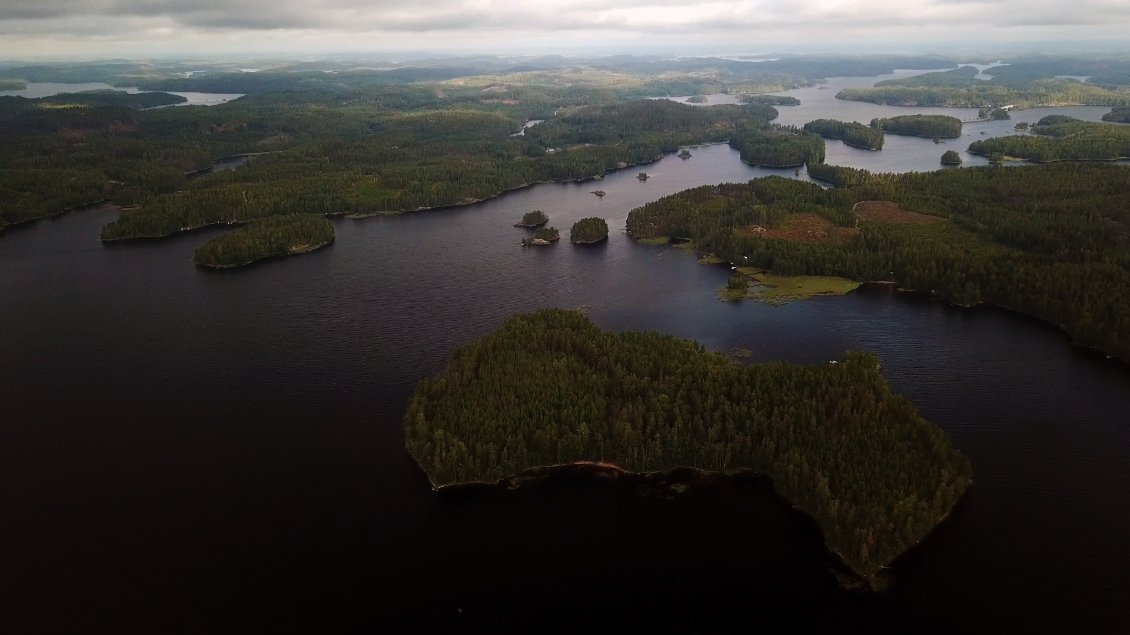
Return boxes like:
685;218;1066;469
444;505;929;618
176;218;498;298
1;0;1129;60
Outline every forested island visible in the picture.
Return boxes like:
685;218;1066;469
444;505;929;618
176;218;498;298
1103;106;1130;123
836;62;1130;108
802;119;884;150
570;217;609;244
968;116;1130;162
522;226;560;246
728;125;826;167
627;164;1130;360
870;115;962;139
739;94;801;106
192;214;334;268
404;309;972;580
514;210;549;228
977;106;1011;121
940;150;962;165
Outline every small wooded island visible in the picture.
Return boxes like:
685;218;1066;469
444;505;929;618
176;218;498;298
192;214;334;269
521;226;560;246
570;217;609;244
870;115;962;139
404;309;973;581
514;210;549;228
940;150;962;165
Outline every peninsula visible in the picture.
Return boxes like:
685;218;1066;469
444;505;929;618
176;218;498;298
627;165;1130;360
968;116;1130;162
192;215;334;269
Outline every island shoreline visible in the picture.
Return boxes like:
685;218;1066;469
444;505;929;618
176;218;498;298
413;454;968;590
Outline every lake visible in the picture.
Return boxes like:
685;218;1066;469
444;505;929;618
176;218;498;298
0;81;243;106
662;68;1125;172
1;80;1129;633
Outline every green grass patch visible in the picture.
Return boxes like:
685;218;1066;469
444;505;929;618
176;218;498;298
730;268;860;304
636;236;671;245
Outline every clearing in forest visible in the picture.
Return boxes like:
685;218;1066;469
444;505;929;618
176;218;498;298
739;212;860;244
854;200;946;224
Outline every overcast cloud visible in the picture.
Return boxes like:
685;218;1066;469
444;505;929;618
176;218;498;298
1;0;1127;59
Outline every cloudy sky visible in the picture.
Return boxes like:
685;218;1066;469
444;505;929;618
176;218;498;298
1;0;1128;59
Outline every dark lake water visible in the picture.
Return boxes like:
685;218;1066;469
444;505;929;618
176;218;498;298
2;89;1130;633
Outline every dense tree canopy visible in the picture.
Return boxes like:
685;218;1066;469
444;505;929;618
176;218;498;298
627;164;1130;359
192;214;334;268
968;117;1130;162
870;115;962;139
570;217;610;244
0;76;786;239
739;95;801;106
940;150;962;165
522;226;561;246
405;309;972;579
836;65;1130;107
728;125;826;168
803;119;884;150
515;210;549;228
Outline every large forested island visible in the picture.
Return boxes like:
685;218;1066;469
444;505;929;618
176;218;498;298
802;119;884;150
728;125;826;167
870;115;962;138
405;309;972;580
627;164;1130;360
968;116;1130;162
